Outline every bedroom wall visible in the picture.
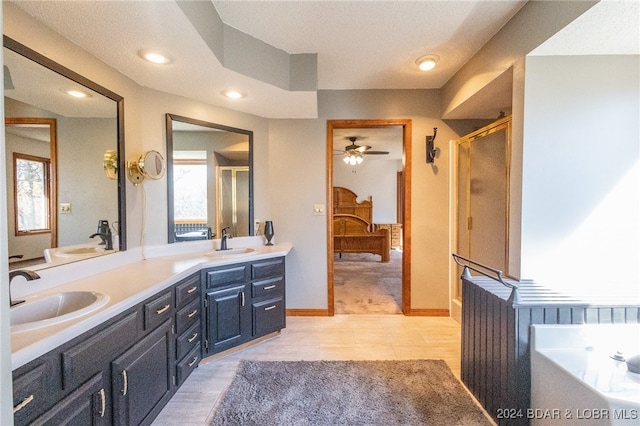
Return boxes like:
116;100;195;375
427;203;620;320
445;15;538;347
333;156;401;224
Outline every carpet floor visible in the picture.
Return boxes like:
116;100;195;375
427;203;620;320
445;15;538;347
334;250;402;314
209;359;492;425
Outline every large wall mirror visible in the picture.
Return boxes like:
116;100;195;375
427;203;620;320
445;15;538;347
166;114;253;243
4;36;126;270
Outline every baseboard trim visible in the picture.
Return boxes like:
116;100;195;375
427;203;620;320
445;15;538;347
286;309;331;316
405;309;450;317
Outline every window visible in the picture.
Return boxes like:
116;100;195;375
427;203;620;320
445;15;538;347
14;153;51;235
173;152;208;222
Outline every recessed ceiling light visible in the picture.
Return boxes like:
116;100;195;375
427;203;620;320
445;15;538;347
65;89;90;98
416;54;440;71
222;90;245;99
138;48;172;64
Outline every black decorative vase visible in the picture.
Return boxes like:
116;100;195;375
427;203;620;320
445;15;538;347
264;221;274;246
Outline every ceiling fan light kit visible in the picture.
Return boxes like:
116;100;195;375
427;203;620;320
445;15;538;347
343;151;363;165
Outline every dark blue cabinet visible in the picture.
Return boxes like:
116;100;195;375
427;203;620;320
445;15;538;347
202;257;286;357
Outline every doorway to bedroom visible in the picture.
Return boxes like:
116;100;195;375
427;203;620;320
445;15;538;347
326;119;412;315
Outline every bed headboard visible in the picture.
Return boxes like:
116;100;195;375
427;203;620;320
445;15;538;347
333;187;372;223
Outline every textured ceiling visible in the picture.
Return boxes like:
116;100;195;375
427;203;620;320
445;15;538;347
6;0;637;120
8;0;527;118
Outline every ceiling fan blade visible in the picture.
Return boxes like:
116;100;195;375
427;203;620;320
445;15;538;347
362;150;389;155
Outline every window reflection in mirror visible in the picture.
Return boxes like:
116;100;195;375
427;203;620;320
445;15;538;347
166;114;253;243
4;36;126;270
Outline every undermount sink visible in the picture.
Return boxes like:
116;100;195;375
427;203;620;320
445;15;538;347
11;291;110;333
204;247;256;258
55;246;105;257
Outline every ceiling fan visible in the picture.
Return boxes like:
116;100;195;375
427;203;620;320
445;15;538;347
338;136;389;155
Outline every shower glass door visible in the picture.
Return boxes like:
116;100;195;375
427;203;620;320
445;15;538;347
456;117;511;297
217;166;250;237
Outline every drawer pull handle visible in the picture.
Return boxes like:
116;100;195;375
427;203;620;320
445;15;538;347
156;304;170;315
263;285;276;290
122;370;128;396
241;291;245;307
187;286;198;294
187;333;198;343
99;388;106;417
13;394;34;413
188;357;199;367
265;305;277;311
187;309;198;318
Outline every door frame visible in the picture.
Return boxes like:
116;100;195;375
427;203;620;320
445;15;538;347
326;119;412;315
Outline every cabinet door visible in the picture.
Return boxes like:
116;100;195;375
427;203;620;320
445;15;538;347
205;284;250;355
32;374;106;426
112;320;174;426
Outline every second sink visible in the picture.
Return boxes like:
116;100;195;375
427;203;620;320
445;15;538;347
11;291;110;333
204;247;255;258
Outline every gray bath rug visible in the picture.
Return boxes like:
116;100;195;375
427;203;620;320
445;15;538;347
209;359;491;425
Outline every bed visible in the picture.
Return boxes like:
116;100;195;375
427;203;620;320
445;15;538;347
332;187;390;262
333;214;390;262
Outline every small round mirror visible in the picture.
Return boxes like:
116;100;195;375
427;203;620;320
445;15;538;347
138;150;166;180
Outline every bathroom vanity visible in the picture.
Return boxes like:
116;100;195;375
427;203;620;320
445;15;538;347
10;241;290;426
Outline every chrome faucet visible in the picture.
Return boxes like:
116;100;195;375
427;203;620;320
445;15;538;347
89;229;113;250
219;227;230;251
9;270;40;307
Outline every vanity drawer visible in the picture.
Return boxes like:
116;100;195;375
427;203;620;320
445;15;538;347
144;291;173;331
62;311;138;390
251;258;284;280
176;344;201;386
175;297;200;335
252;297;285;337
176;321;201;361
175;273;201;308
205;264;248;288
252;277;285;299
13;361;57;425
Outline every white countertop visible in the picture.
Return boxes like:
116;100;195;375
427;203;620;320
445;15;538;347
11;240;292;370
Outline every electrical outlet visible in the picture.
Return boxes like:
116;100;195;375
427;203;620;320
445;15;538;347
313;204;325;215
60;203;71;214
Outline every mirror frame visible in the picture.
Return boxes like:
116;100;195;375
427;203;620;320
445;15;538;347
165;113;254;243
4;35;127;252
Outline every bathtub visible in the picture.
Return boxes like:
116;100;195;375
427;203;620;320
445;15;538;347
531;324;640;425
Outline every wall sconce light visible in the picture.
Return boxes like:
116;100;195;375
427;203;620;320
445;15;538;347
127;150;166;185
426;127;438;163
103;149;118;180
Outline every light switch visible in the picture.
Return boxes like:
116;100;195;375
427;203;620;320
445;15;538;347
60;203;71;214
313;204;325;215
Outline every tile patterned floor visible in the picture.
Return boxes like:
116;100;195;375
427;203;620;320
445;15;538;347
152;314;466;425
